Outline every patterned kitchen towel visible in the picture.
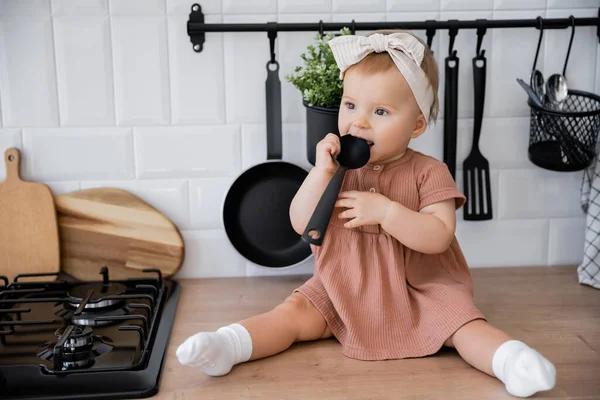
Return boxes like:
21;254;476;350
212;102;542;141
579;146;600;290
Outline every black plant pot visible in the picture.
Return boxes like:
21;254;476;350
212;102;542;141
303;99;339;166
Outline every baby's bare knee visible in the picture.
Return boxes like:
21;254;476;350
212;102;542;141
274;292;328;341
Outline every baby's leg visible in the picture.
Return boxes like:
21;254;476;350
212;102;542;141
444;319;556;398
176;292;331;376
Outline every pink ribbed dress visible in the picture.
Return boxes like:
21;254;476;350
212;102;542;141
294;148;486;361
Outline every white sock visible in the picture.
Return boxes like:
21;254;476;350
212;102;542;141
175;323;253;376
492;340;556;398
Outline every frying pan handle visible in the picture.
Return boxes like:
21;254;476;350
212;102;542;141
3;147;21;183
302;165;347;246
266;61;282;160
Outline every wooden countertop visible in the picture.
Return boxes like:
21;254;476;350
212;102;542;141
151;265;600;400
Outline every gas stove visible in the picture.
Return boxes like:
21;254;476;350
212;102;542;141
0;267;180;400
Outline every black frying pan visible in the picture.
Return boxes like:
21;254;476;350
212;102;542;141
222;57;311;268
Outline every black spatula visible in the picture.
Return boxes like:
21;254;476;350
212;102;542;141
463;50;492;220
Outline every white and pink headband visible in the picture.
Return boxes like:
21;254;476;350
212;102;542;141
328;32;435;124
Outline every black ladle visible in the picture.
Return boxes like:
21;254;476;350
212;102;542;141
301;134;370;246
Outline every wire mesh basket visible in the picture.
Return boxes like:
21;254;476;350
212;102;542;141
528;90;600;172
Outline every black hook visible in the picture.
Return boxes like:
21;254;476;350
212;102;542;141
425;20;436;50
531;16;544;75
475;19;487;57
319;19;324;37
350;19;356;34
563;15;575;76
448;19;459;58
267;22;277;64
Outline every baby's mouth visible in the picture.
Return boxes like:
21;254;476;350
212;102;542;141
366;140;374;147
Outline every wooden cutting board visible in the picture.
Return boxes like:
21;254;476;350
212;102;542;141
55;188;185;281
0;148;60;281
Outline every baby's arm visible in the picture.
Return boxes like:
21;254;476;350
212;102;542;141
289;167;335;235
380;197;456;254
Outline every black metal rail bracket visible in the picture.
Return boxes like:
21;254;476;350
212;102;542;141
187;4;600;53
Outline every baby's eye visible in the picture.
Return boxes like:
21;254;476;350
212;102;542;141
345;102;355;110
375;108;388;116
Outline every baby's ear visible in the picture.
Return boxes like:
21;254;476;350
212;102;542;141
411;113;428;138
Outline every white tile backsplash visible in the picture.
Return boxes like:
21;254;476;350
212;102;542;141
53;16;115;126
498;169;585;219
456;219;549;267
108;0;166;15
548;217;586;266
332;0;386;13
111;16;171;125
177;230;247;278
189;178;234;229
22;127;134;181
168;14;225;125
51;0;109;16
1;1;597;278
135;125;241;178
0;17;59;127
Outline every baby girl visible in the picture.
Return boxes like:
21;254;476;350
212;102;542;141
176;30;556;398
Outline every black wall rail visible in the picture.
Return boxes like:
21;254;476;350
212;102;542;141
187;4;600;53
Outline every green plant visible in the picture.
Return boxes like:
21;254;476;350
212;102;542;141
285;27;353;109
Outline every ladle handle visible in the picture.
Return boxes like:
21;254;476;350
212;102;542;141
302;166;347;246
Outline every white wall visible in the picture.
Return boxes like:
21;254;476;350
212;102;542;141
1;0;599;278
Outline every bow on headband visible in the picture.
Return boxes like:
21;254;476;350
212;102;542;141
328;33;435;124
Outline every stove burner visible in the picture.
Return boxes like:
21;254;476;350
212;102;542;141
67;282;127;310
37;325;114;371
56;302;132;327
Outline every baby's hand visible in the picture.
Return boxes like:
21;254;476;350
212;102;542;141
335;191;392;228
314;133;340;174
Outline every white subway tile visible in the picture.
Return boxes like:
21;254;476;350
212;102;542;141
455;219;549;267
441;0;493;10
223;14;277;124
332;0;385;13
439;11;494;120
278;13;332;124
0;17;59;127
455;168;499;221
488;9;547;118
544;9;598;99
241;124;267;170
332;13;387;22
596;49;600;95
246;257;314;276
22;127;134;181
282;123;314;171
278;0;331;14
493;0;545;9
168;14;225;125
0;129;22;180
222;0;277;14
189;178;234;229
80;179;190;230
51;0;108;15
455;117;532;170
167;0;221;14
109;0;165;15
111;16;171;125
175;230;247;278
498;169;585;219
46;181;80;195
548;217;585;266
135;125;241;179
387;0;440;12
0;0;50;16
53;16;115;126
548;0;600;8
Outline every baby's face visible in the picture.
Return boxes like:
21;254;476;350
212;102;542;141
338;66;427;164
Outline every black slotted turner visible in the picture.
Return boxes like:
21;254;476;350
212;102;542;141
463;50;492;220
